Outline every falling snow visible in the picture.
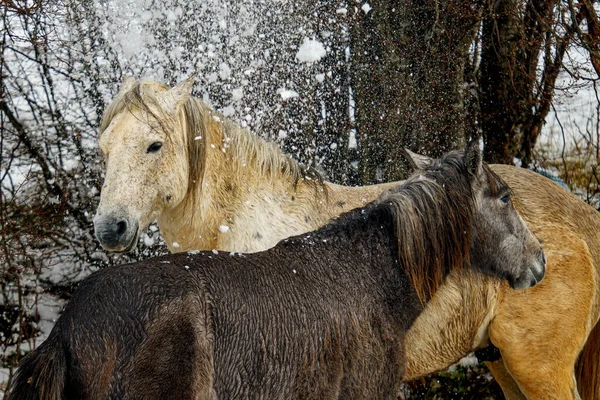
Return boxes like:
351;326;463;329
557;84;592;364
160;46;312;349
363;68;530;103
278;89;300;100
296;38;327;63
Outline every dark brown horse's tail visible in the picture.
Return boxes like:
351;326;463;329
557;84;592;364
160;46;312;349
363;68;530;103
577;320;600;400
6;334;66;400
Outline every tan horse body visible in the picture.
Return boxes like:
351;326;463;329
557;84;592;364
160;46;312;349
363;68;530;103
95;79;600;399
405;166;600;399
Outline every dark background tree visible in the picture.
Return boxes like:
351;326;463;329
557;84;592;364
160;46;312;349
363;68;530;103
350;0;481;183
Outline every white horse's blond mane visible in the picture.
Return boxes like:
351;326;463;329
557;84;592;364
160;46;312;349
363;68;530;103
99;81;323;196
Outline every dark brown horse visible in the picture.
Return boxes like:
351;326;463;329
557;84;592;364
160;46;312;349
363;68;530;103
7;145;545;400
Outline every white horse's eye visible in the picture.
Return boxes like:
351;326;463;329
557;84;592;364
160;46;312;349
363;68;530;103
147;142;163;153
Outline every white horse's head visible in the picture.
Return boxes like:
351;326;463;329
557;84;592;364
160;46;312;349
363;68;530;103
94;77;197;252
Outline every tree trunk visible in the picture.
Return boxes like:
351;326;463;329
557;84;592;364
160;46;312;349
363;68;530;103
480;0;561;165
349;0;481;184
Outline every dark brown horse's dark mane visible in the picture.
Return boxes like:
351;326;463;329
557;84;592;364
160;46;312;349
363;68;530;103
375;150;490;302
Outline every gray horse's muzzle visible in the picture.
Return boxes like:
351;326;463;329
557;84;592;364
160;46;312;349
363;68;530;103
509;250;546;290
94;212;139;253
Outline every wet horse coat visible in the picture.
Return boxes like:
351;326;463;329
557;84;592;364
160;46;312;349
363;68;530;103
94;78;597;399
9;148;543;399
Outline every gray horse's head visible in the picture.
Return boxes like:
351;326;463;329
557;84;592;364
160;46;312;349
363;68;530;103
405;142;546;290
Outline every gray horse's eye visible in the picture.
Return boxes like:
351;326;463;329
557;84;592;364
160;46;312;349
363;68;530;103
147;142;163;153
500;193;511;204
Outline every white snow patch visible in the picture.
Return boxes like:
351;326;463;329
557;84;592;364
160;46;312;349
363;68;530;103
231;87;244;101
188;250;200;255
278;130;288;139
64;158;79;171
207;72;219;83
219;225;230;233
458;354;479;368
362;3;372;14
222;105;235;117
116;24;147;59
212;249;219;254
315;73;325;83
143;233;155;247
172;241;180;248
278;88;299;100
296;38;327;63
348;129;358;149
219;63;231;80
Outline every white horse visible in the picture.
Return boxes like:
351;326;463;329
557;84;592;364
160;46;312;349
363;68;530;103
94;76;397;254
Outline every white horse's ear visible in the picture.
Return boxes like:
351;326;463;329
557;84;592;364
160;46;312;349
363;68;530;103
119;76;137;94
403;148;432;170
159;75;196;115
465;140;483;178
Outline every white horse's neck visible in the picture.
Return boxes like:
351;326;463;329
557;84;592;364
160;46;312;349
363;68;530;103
158;102;399;253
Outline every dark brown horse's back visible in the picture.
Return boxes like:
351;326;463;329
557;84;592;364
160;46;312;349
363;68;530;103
195;237;412;399
8;241;413;399
8;262;214;400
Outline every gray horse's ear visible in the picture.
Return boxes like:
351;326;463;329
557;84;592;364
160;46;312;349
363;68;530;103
403;148;432;170
119;76;137;94
159;75;196;115
465;140;483;178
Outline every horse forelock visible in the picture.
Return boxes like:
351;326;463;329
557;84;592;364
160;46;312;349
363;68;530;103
180;98;208;198
99;82;171;136
482;164;508;197
383;156;475;303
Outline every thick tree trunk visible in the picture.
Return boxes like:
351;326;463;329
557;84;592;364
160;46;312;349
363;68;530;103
349;0;480;184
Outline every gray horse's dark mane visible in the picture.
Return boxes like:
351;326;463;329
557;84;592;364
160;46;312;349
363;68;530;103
336;150;496;302
99;81;324;196
386;150;477;301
